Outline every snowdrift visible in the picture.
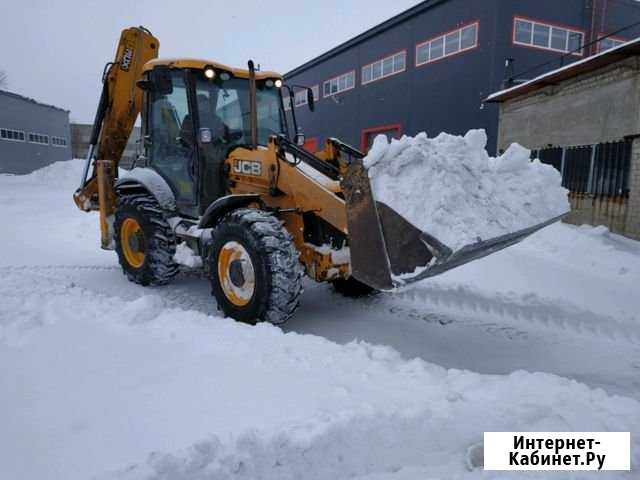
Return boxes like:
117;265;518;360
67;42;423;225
6;158;87;186
365;130;570;252
2;270;639;480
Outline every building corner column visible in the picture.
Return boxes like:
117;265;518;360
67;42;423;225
625;138;640;240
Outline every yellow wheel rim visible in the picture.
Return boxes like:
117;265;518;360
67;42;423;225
217;241;255;307
120;218;146;268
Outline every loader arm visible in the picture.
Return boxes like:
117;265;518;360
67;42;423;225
73;27;159;249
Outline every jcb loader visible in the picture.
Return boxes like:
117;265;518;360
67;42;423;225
74;27;561;324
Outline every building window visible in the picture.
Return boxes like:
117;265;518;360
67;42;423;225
323;70;355;98
28;133;49;145
416;22;479;67
0;128;26;142
282;93;292;111
513;17;584;56
361;124;402;152
294;85;319;107
362;51;406;85
51;136;67;147
599;36;625;52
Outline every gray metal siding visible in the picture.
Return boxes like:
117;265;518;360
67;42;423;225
0;92;71;174
285;0;640;155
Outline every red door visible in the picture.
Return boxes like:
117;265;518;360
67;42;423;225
361;124;402;152
303;137;318;153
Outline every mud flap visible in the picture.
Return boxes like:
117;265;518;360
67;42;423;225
341;156;567;290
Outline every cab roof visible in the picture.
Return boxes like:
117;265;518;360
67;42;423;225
142;58;282;80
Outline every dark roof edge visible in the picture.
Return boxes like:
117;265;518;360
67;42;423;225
284;0;446;78
0;89;70;113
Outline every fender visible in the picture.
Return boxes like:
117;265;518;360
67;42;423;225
199;194;261;228
115;168;176;211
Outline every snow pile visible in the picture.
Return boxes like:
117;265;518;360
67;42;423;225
1;270;638;480
365;130;569;252
12;158;86;187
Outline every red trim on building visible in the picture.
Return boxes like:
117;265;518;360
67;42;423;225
303;137;318;153
360;124;402;152
361;49;407;70
512;15;585;57
361;49;408;86
415;20;480;68
322;70;356;98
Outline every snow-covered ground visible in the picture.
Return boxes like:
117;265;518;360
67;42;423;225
1;160;639;479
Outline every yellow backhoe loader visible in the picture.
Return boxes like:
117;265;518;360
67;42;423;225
74;27;561;324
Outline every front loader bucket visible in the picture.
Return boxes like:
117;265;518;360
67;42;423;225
379;207;565;287
340;155;567;290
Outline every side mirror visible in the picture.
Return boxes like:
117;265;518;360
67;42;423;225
295;132;306;146
150;65;173;95
307;88;315;112
136;79;154;91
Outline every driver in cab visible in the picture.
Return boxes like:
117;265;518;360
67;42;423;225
179;93;228;147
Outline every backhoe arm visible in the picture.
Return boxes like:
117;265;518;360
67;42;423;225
73;26;159;249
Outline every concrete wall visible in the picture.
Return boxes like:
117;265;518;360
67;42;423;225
497;58;640;151
0;91;72;174
70;123;141;169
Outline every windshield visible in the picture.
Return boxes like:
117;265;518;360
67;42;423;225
194;76;286;147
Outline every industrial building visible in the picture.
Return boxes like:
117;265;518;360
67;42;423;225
0;89;71;174
70;124;141;169
284;0;640;155
487;38;640;240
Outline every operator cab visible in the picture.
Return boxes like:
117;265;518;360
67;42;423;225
137;59;294;218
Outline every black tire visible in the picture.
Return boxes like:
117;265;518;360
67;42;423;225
209;208;303;325
331;277;377;297
114;194;179;286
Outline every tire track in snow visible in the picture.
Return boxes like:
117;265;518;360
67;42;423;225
3;265;639;344
390;283;640;344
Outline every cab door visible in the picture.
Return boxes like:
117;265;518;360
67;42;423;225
147;69;199;216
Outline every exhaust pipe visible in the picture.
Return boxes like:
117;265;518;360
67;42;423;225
248;60;258;149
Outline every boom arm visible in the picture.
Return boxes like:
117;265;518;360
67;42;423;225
73;26;159;248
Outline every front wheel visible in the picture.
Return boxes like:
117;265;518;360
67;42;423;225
209;209;303;324
114;194;179;286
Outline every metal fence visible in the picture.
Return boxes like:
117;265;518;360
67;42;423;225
532;139;632;234
533;139;632;198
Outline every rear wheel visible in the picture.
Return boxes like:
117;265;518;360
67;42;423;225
114;194;179;286
210;208;303;325
331;277;376;297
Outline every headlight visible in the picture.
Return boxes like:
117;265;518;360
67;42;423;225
204;67;215;79
275;79;283;88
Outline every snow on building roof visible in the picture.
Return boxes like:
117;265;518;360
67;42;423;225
0;89;69;113
485;36;640;103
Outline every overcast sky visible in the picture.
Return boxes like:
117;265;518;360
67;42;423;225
1;0;420;122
